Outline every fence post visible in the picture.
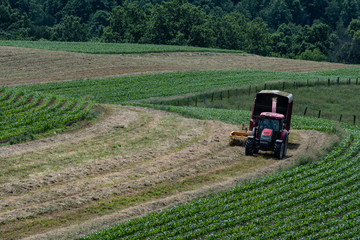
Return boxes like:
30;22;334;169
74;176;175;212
203;95;206;104
220;92;223;101
318;110;321;118
349;78;351;85
177;100;179;106
328;79;330;86
211;93;214;102
356;78;358;85
354;115;356;125
282;82;285;90
255;86;258;93
307;79;309;87
339;114;342;122
249;85;251;96
303;107;308;116
264;83;267;90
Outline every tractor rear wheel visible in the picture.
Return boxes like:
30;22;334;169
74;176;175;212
245;138;255;156
274;141;284;159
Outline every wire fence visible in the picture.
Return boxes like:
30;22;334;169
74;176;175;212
146;77;359;125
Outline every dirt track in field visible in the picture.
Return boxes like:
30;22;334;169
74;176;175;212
0;105;331;239
0;46;358;86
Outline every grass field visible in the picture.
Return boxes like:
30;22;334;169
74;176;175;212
0;40;243;54
15;69;360;104
3;105;323;240
14;69;360;126
152;83;360;126
1;41;360;239
1;45;357;87
142;105;337;133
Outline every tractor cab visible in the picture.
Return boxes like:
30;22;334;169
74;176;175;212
244;90;293;159
257;112;284;151
246;111;288;159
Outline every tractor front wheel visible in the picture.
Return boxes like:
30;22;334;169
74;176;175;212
283;134;289;157
274;141;284;159
245;138;255;156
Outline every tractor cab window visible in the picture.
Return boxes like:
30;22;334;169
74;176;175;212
259;117;281;133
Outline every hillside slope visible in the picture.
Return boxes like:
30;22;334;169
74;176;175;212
0;46;357;86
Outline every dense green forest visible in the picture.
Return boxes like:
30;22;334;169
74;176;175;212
1;0;360;63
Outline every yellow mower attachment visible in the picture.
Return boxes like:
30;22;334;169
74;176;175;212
229;124;251;146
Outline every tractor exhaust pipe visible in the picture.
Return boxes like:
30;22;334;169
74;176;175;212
272;97;277;113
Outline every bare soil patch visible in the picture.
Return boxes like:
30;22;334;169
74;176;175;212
0;46;357;86
0;105;332;239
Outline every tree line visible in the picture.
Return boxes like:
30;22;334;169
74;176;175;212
1;0;360;63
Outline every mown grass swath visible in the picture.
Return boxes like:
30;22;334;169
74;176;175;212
0;88;93;143
79;122;360;239
0;40;243;54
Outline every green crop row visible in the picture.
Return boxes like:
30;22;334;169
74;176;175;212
79;122;360;239
15;69;360;105
0;88;93;143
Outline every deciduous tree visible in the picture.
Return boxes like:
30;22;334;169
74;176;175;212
51;15;88;41
102;0;146;42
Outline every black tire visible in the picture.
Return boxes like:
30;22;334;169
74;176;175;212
283;134;289;157
245;138;255;156
274;141;284;159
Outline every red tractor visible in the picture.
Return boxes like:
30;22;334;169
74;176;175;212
245;90;293;159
